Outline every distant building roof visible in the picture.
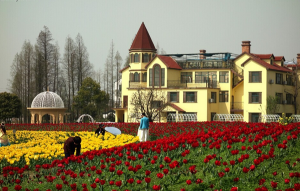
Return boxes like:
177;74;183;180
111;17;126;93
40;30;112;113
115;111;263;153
241;55;291;72
252;54;274;59
129;22;156;51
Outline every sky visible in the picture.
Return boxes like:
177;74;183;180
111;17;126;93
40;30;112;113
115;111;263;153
0;0;300;93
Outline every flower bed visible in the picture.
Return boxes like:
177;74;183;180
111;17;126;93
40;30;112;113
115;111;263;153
1;122;300;190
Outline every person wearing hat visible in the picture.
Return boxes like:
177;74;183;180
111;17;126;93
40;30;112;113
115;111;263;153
95;124;106;136
137;113;149;142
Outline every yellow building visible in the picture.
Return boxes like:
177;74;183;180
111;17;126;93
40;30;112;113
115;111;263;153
114;22;299;122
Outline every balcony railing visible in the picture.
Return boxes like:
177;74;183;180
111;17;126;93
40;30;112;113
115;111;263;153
112;101;127;108
129;81;147;88
231;102;244;111
177;60;234;70
167;80;219;89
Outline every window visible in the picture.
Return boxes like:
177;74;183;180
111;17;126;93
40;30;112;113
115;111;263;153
134;72;140;82
211;92;217;103
249;71;261;83
134;53;140;62
152;101;162;109
211;112;216;121
181;72;192;83
142;53;149;63
249;113;260;122
286;75;292;85
154;66;160;86
276;73;283;84
149;65;165;87
195;72;217;83
168;92;179;102
270;59;273;65
286;93;293;104
219;91;228;102
183;92;197;103
249;92;261;103
142;72;147;82
219;71;229;83
276;93;283;104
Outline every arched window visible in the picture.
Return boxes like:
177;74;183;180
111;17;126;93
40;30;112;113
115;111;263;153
134;53;140;62
134;72;139;82
143;53;149;62
149;64;165;87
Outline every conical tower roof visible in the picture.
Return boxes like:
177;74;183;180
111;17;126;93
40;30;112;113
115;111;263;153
129;22;156;51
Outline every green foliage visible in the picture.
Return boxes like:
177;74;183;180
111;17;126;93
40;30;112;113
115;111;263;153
0;92;22;121
266;95;279;114
278;113;294;125
73;77;109;119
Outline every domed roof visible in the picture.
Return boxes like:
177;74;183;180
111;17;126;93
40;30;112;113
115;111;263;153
31;91;64;108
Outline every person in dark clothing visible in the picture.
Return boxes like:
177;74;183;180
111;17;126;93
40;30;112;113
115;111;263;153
95;124;105;136
64;136;81;158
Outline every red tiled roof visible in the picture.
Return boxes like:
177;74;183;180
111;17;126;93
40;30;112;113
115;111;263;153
274;56;285;61
119;66;130;73
241;56;291;72
168;103;185;112
157;55;182;70
252;54;274;59
129;22;156;51
144;55;182;70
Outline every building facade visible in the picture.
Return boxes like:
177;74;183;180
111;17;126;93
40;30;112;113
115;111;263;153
114;22;299;122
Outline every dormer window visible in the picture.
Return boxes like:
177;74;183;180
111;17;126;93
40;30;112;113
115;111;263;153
270;59;273;65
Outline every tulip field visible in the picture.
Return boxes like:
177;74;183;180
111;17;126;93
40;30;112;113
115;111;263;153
1;122;300;191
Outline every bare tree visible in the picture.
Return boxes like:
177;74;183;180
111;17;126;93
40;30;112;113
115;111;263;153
52;42;60;92
63;36;76;116
115;51;122;102
36;26;53;90
130;88;169;122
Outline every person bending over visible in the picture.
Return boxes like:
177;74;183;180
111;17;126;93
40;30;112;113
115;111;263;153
95;124;105;136
64;136;81;158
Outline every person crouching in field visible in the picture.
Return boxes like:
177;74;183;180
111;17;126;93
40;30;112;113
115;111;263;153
95;124;106;136
0;123;10;147
64;136;81;158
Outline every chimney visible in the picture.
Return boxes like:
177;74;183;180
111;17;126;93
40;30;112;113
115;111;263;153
200;49;206;59
242;41;251;54
297;53;300;65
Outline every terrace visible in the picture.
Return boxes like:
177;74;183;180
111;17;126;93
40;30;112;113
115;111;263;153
164;52;238;70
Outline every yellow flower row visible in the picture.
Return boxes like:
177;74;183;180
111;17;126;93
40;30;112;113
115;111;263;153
0;130;139;166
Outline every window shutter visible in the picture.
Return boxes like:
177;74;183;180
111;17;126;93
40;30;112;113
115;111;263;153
167;92;170;102
142;54;144;62
259;72;262;83
195;92;197;103
249;72;252;83
259;92;262;104
138;73;140;82
183;92;186;103
249;92;251;103
138;54;140;62
131;54;133;63
177;92;179;102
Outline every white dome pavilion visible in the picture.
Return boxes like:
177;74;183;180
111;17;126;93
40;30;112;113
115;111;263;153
28;91;67;124
31;91;64;108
